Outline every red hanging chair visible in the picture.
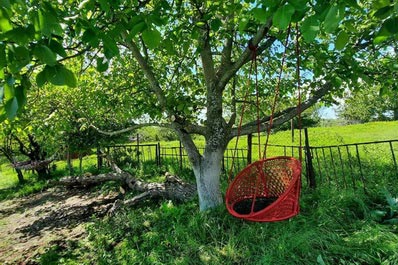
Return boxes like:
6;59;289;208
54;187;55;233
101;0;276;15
225;24;302;222
226;156;301;222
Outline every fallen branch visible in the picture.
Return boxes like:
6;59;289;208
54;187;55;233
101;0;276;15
56;165;197;214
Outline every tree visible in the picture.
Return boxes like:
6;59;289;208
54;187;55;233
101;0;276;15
338;85;398;123
0;129;25;183
1;0;397;210
14;59;138;174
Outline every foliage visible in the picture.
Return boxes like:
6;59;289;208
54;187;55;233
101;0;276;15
371;190;398;225
137;127;178;142
338;85;398;123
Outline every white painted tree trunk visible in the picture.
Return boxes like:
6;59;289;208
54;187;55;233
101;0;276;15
192;148;224;211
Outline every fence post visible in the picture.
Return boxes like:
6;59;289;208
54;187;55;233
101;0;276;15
157;142;161;166
247;133;252;164
304;128;316;189
136;134;140;164
96;146;103;169
179;141;183;170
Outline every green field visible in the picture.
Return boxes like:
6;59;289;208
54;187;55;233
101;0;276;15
144;121;398;149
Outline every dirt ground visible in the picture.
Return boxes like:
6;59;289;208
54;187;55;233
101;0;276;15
0;187;119;264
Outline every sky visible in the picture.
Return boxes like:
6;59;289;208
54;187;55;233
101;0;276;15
318;106;338;119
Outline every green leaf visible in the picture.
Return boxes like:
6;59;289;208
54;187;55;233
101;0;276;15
374;17;398;44
4;81;15;101
317;254;326;265
82;28;100;47
4;26;34;45
162;39;176;55
252;8;267;23
335;31;349;50
288;0;308;11
5;97;18;119
98;0;110;12
373;35;389;44
33;45;57;66
238;17;249;33
345;0;359;8
385;191;397;208
60;66;77;88
0;43;6;68
14;85;27;108
46;65;77;87
96;57;108;72
371;209;387;219
130;21;147;37
373;0;391;9
8;46;30;73
374;6;394;19
36;69;48;87
142;28;162;49
273;4;295;30
384;17;398;34
210;18;222;31
0;0;11;9
102;34;119;59
379;86;388;96
324;5;345;33
301;16;320;42
48;40;67;58
0;7;12;32
38;9;62;37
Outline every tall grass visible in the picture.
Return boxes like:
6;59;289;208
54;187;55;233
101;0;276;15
39;187;398;264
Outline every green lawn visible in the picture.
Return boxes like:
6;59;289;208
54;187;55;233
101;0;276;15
145;121;398;148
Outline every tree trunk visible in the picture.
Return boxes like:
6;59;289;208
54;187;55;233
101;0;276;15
0;145;25;184
36;168;49;180
67;147;74;175
79;155;83;174
394;107;398;121
192;148;224;211
16;168;25;184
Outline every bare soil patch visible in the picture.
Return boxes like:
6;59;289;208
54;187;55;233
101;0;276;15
0;187;119;264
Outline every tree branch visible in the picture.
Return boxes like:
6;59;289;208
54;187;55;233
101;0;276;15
89;123;170;137
231;82;334;137
199;27;216;89
217;18;274;91
191;1;216;89
121;34;169;113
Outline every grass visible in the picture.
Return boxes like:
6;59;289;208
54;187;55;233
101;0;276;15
0;154;101;201
33;187;398;264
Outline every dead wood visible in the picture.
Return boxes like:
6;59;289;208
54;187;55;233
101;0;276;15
56;164;197;214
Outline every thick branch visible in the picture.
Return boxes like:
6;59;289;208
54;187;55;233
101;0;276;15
217;19;274;90
121;34;169;112
231;82;333;137
199;28;216;88
89;123;169;137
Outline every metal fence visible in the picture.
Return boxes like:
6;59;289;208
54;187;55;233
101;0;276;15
309;140;398;190
101;131;398;190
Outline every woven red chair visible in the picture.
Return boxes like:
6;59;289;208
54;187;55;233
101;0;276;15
226;156;301;222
